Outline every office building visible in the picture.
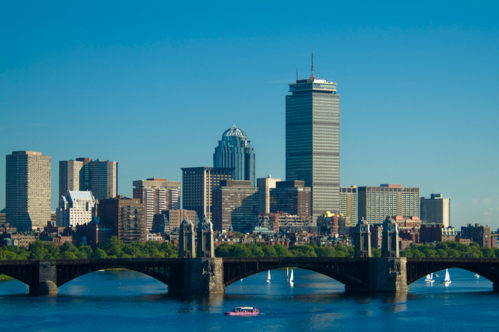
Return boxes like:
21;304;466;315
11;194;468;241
461;223;491;248
59;160;85;198
420;193;451;227
257;176;281;214
182;167;233;222
6;151;51;231
286;59;340;217
59;158;117;201
56;191;96;227
98;196;146;244
419;224;457;243
152;209;197;233
270;180;311;216
212;180;258;232
340;186;358;226
133;178;181;230
358;184;420;224
88;160;118;200
213;125;256;186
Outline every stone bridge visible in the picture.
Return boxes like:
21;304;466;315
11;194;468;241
3;257;499;295
3;217;499;295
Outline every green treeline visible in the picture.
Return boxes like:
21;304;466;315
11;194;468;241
215;242;356;258
400;241;498;258
0;236;178;260
1;238;497;261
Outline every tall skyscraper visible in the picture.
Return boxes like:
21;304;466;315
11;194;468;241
420;193;450;227
181;167;233;222
6;151;51;231
213;125;255;186
59;158;117;202
358;184;420;224
286;56;340;217
133;178;181;231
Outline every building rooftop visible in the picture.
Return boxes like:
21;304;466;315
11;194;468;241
222;125;247;139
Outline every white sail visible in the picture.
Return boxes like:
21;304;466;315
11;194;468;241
442;269;451;285
287;267;289;277
290;269;294;283
268;270;271;280
425;273;434;283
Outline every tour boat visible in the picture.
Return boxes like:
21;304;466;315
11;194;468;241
475;273;480;279
442;269;451;286
266;270;271;283
225;307;259;316
425;273;435;283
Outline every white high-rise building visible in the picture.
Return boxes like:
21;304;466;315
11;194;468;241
420;193;450;227
56;191;96;227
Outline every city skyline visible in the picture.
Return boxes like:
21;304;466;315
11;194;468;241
1;1;498;228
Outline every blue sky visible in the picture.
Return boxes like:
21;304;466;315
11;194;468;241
1;1;498;228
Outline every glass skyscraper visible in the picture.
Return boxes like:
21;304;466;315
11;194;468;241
286;70;340;217
213;126;255;186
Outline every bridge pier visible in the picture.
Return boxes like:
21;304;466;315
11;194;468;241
369;258;408;293
29;260;58;295
183;258;224;294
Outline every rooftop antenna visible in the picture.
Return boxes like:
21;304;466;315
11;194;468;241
311;44;315;79
296;67;298;81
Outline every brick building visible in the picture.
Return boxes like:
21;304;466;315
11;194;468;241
98;196;146;244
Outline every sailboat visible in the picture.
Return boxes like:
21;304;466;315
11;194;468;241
289;269;294;285
286;267;289;281
442;269;451;286
425;273;435;283
475;273;480;279
266;270;271;283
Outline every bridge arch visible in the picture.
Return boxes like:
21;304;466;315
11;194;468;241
406;259;499;286
222;257;369;290
0;261;38;287
56;264;183;290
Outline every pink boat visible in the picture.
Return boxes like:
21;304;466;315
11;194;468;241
225;307;259;316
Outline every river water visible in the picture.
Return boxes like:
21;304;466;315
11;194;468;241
0;268;497;331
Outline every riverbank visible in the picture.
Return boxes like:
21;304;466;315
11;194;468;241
0;274;13;282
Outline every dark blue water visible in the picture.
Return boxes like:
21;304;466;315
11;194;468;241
0;268;497;331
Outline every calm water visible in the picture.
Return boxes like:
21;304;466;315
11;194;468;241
0;268;497;331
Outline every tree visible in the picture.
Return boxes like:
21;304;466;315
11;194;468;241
232;243;251;257
275;244;292;257
262;245;278;257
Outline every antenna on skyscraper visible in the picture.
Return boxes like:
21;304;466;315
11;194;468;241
296;68;298;80
311;44;315;79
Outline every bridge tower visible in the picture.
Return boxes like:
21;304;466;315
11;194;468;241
382;218;399;258
354;218;371;258
367;217;407;293
197;216;215;258
179;217;195;258
180;216;224;294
